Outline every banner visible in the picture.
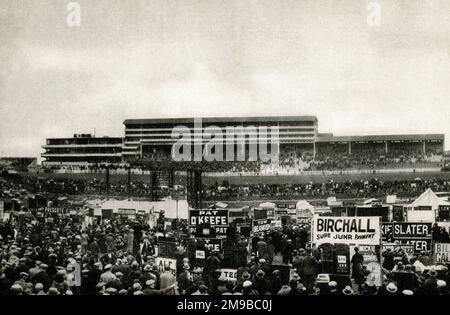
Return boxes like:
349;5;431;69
271;220;282;229
312;216;381;245
218;268;238;282
393;239;432;253
203;238;222;252
382;243;414;258
297;217;312;225
40;207;69;214
434;243;450;264
252;219;272;234
189;209;229;236
381;222;432;252
157;237;177;259
337;255;348;274
195;250;206;259
155;257;177;275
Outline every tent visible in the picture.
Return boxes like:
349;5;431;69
408;188;450;211
296;200;314;217
98;198;189;220
214;202;228;209
296;200;314;211
406;188;450;222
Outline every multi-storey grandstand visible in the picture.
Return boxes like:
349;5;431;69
40;116;445;175
41;134;123;169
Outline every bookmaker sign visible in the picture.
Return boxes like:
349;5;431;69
312;216;381;245
434;243;450;264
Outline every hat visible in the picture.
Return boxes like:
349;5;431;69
143;264;152;272
256;269;265;278
94;262;102;268
35;283;44;291
35;260;42;266
48;287;59;295
132;283;142;291
104;264;112;271
146;279;156;287
437;280;447;288
387;283;398;293
342;286;353;295
105;287;117;295
242;271;251;280
115;271;123;277
133;291;144;295
258;258;266;264
243;281;252;288
402;290;413;295
328;281;337;288
11;284;23;292
40;264;48;269
96;282;106;289
20;272;29;278
119;289;128;295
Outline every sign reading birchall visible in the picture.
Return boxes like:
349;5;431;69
189;210;229;236
312;216;381;245
434;243;450;264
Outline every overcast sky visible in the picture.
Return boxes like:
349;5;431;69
1;0;450;159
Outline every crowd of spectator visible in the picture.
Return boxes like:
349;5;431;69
1;213;449;296
204;178;450;201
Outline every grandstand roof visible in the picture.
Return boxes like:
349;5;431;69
316;134;445;142
124;116;318;125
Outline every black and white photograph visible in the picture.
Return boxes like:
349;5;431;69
1;0;450;303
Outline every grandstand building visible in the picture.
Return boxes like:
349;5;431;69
122;116;319;161
41;134;123;167
40;116;445;172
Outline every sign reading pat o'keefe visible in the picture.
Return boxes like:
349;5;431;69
312;216;381;245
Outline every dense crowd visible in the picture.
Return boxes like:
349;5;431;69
1;214;449;296
310;143;442;172
27;141;445;176
2;172;450;204
204;178;450;201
